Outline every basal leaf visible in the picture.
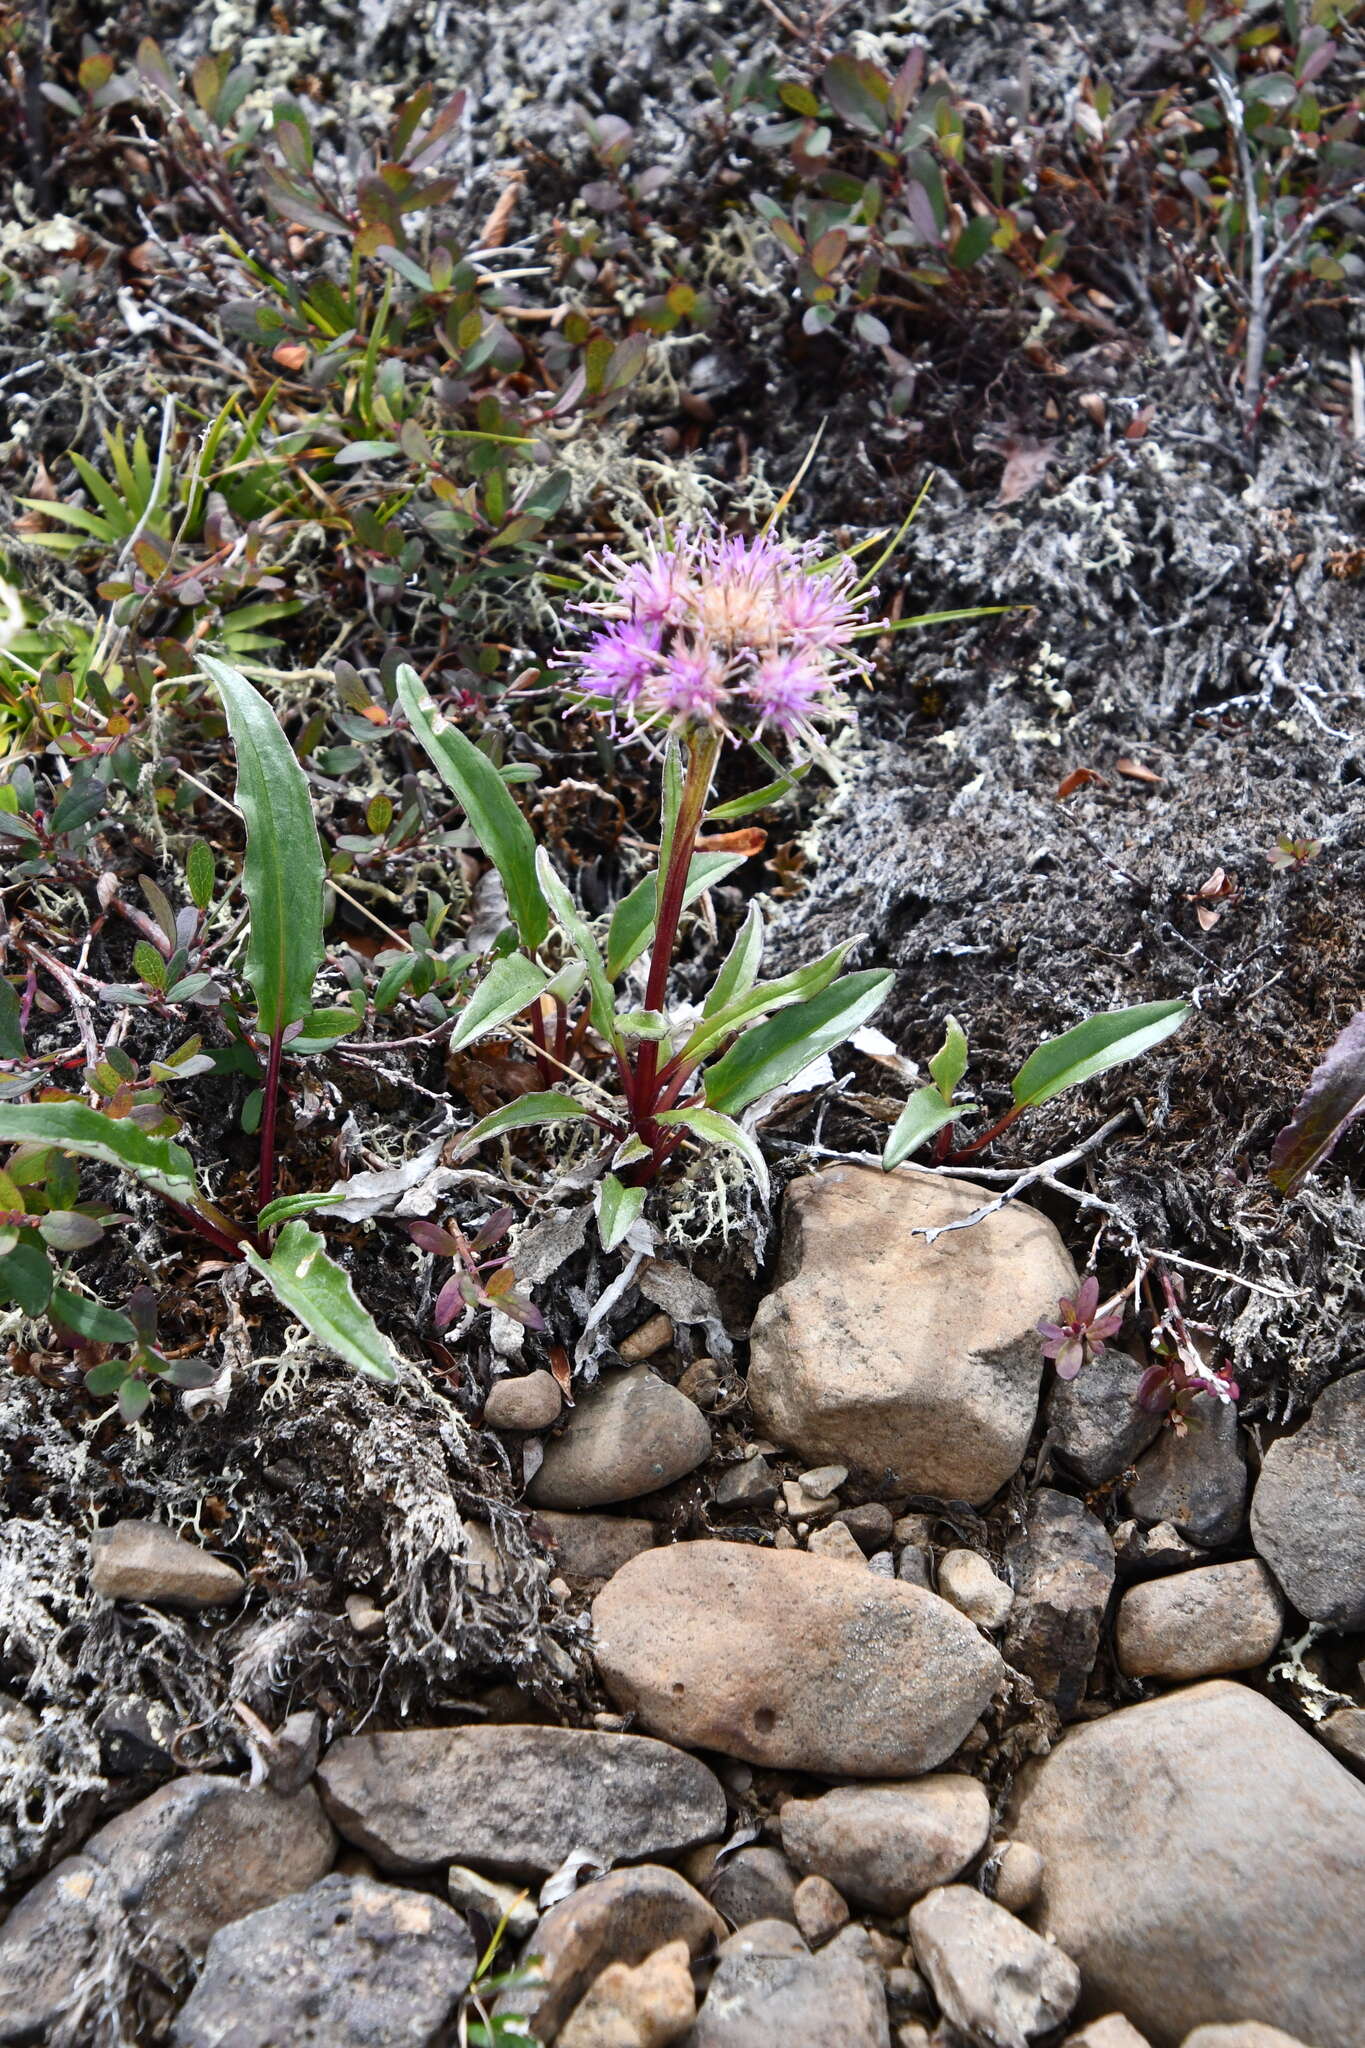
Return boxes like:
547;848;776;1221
605;852;745;981
1269;1008;1365;1195
704;970;894;1114
244;1220;402;1381
396;665;549;952
655;1103;771;1198
0;1101;202;1209
257;1191;347;1228
456;1090;596;1155
883;1085;973;1170
198;655;325;1037
0;978;22;1060
448;954;549;1057
1011;1000;1189;1109
595;1172;646;1252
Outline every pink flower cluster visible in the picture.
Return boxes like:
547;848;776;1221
572;525;878;743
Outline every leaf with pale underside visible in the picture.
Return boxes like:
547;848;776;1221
244;1220;401;1381
1269;1009;1365;1196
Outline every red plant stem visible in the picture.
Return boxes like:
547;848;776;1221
527;1002;555;1088
165;1199;253;1260
258;1027;286;1213
553;996;568;1067
946;1101;1023;1163
631;728;723;1129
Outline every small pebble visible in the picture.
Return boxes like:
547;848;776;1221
937;1549;1014;1630
483;1369;562;1433
990;1839;1044;1914
800;1464;848;1496
714;1453;778;1510
836;1503;895;1552
807;1522;868;1568
792;1873;849;1947
345;1594;384;1638
783;1479;839;1521
897;1547;931;1589
620;1312;673;1360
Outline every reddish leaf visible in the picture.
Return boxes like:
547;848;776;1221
1269;1010;1365;1195
1057;767;1104;800
1115;757;1161;783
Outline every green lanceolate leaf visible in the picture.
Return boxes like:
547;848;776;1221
0;1101;202;1209
678;938;860;1072
257;1190;346;1228
0;1241;52;1315
655;1103;771;1198
49;1288;138;1345
606;852;747;981
883;1086;974;1170
705;762;809;823
198;655;325;1037
535;850;619;1048
244;1219;401;1381
457;1090;596;1156
595;1172;646;1252
704;970;894;1115
448;954;549;1057
928;1015;969;1102
703;903;764;1019
396;665;549;952
1011;1000;1190;1109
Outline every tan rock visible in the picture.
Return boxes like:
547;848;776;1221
501;1866;723;2041
531;1510;658;1586
1115;1561;1283;1681
748;1168;1076;1504
1006;1681;1365;2048
592;1541;1003;1777
909;1884;1081;2043
792;1873;848;1946
89;1521;244;1610
1180;2028;1314;2048
528;1369;711;1509
806;1522;867;1567
620;1313;673;1360
937;1550;1014;1629
990;1840;1045;1915
558;1939;696;2048
484;1369;563;1431
781;1776;990;1913
1065;2021;1152;2048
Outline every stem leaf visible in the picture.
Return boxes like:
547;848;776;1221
198;655;325;1037
704;970;894;1115
655;1103;771;1197
883;1086;974;1170
448;954;550;1057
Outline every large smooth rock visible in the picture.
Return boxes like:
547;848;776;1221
747;1168;1077;1504
1180;2029;1314;2048
1006;1681;1365;2048
909;1884;1081;2045
528;1369;712;1508
1115;1562;1283;1681
502;1866;724;2041
689;1938;890;2047
780;1776;990;1912
1125;1399;1247;1546
171;1874;475;2047
317;1725;725;1876
592;1541;1003;1777
0;1777;336;2041
1003;1489;1115;1717
89;1520;244;1610
1250;1369;1365;1628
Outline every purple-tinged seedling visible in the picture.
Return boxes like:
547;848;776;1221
1037;1274;1123;1381
405;1208;544;1333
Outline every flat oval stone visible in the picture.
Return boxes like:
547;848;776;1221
316;1724;727;1876
528;1367;712;1508
592;1541;1003;1777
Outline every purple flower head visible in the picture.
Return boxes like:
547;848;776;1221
571;515;879;744
1037;1273;1123;1381
580;620;662;706
744;649;836;737
656;642;728;726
